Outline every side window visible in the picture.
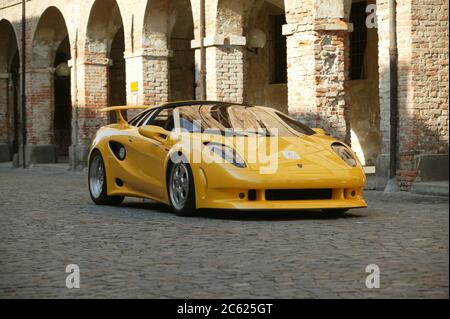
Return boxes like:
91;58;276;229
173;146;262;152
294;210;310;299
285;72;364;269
147;108;174;131
129;110;150;127
129;109;157;127
136;110;155;127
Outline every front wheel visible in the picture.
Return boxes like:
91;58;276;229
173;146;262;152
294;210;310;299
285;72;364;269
88;150;124;205
168;161;196;216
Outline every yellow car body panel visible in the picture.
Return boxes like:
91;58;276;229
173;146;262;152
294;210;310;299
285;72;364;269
88;102;367;211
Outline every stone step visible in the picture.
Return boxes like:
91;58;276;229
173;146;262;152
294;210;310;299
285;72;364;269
411;181;449;197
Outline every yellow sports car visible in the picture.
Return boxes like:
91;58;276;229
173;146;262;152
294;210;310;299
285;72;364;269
88;101;367;215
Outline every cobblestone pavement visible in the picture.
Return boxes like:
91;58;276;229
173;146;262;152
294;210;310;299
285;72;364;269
0;165;448;298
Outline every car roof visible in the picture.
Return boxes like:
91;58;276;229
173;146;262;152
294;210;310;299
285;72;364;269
156;100;248;110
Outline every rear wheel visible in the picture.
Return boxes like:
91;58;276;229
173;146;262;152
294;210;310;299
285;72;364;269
88;150;124;205
168;161;196;216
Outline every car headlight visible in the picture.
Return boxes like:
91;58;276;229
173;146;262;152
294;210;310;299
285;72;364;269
331;143;357;167
205;142;246;168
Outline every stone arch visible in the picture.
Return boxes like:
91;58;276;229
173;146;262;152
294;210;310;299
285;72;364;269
215;0;245;36
29;7;72;162
214;0;285;35
31;7;70;68
83;0;126;125
0;19;20;162
0;19;19;72
85;0;124;61
142;0;195;101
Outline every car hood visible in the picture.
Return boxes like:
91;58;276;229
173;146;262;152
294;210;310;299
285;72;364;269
197;133;356;172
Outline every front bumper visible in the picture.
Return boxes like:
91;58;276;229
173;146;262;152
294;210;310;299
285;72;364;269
193;163;367;210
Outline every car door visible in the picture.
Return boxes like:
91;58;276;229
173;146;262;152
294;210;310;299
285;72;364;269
131;108;174;200
108;109;159;197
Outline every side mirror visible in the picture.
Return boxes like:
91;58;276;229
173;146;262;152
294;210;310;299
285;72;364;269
312;128;327;135
138;125;169;143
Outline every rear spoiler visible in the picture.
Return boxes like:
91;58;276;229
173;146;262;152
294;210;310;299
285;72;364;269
100;105;152;126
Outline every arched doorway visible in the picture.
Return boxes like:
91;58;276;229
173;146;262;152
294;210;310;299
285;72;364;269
347;0;381;166
31;7;71;163
85;0;126;124
0;19;20;162
53;36;71;161
143;0;195;102
244;0;287;113
215;0;288;111
109;25;126;108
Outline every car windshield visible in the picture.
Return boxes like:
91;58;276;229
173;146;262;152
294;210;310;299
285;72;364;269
169;104;314;137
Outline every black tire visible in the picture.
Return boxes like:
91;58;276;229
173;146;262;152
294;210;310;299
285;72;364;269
322;209;349;216
88;150;124;206
167;160;196;216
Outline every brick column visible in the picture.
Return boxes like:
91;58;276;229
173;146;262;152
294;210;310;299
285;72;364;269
283;21;351;143
76;58;109;146
23;68;57;163
0;73;10;161
192;36;246;103
65;56;108;167
26;68;53;145
124;50;170;119
0;74;9;144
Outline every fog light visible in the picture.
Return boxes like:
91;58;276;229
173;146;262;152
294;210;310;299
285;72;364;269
351;190;356;197
239;192;245;199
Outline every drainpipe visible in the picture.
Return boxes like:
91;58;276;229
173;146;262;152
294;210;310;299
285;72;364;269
385;0;399;192
21;0;26;168
199;0;207;100
71;30;79;171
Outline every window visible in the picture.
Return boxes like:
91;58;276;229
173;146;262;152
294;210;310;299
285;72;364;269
148;108;175;131
129;108;156;127
271;14;287;84
349;1;368;80
148;104;314;137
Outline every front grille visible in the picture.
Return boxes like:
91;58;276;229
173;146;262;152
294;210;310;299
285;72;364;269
265;189;332;201
248;189;257;201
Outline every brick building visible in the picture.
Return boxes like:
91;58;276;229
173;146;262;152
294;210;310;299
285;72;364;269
0;0;448;190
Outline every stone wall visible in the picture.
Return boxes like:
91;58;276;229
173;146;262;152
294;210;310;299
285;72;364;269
376;0;449;189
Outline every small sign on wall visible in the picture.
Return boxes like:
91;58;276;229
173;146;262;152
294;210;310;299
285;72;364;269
130;81;138;92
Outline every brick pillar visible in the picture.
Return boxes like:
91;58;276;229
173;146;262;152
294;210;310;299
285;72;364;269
0;74;9;144
0;74;10;161
141;50;170;105
283;21;351;143
376;0;391;156
69;57;110;166
77;58;109;146
26;68;53;145
192;36;245;103
124;50;170;118
23;68;57;163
